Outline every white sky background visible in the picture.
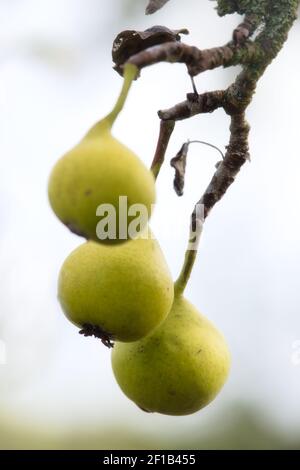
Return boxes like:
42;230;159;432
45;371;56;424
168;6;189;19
0;0;300;442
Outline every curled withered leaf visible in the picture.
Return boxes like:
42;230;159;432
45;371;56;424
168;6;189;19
171;139;224;196
146;0;170;15
112;26;189;75
170;143;189;196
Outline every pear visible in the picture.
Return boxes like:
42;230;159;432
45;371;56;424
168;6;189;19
48;64;155;243
112;294;230;415
58;232;174;344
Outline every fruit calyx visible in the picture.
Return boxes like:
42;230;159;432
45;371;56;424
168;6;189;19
79;323;114;348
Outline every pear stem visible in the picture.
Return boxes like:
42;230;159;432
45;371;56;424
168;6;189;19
106;63;138;128
174;214;203;295
174;249;198;296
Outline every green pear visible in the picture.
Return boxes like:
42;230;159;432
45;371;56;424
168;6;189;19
58;232;174;344
112;294;230;415
48;64;156;243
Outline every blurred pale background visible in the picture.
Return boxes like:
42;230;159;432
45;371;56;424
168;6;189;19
0;0;300;449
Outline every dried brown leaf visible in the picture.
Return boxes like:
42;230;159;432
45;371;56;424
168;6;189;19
170;143;189;196
112;25;188;74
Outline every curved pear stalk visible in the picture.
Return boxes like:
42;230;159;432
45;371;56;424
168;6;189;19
174;233;202;296
85;63;138;139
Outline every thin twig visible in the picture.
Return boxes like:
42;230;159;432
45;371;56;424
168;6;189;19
151;120;175;179
188;140;225;161
158;90;225;121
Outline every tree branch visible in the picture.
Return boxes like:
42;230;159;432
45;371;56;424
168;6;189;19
158;90;225;121
127;40;260;77
128;0;299;292
199;113;250;219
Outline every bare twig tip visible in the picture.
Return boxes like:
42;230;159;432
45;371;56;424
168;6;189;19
146;0;170;15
